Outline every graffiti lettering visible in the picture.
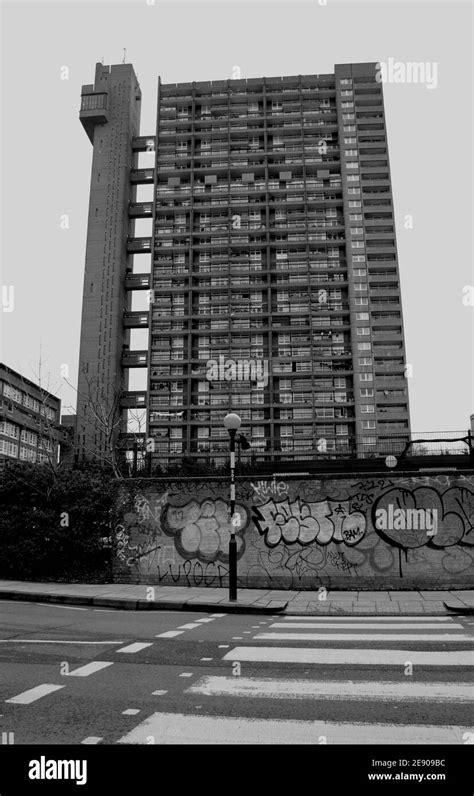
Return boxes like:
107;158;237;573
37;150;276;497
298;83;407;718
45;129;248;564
114;477;474;589
251;478;289;500
252;497;366;548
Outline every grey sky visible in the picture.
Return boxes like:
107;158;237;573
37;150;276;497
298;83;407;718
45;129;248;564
1;0;473;432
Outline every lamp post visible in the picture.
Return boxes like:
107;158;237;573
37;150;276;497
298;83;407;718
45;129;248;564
223;412;241;601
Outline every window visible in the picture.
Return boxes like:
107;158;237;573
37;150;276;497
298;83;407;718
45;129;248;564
345;149;357;155
356;313;369;320
336;424;349;435
360;373;373;382
0;439;18;457
362;420;376;428
3;383;23;403
0;421;19;438
355;297;368;305
358;342;372;350
351;228;363;235
360;388;374;397
344;137;356;144
361;404;375;413
349;201;362;207
359;357;373;365
347;175;360;182
343;125;356;132
353;269;367;276
349;214;362;221
352;241;365;248
346;162;359;169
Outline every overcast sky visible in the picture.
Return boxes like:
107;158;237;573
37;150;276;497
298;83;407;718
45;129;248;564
1;0;473;433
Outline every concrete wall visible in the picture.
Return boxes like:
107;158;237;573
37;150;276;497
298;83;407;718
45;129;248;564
113;472;474;590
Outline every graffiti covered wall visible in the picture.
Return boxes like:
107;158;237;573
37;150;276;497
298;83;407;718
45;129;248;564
113;473;474;590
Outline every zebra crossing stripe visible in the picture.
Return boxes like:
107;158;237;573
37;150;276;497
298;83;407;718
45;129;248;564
268;622;464;630
223;647;474;666
255;632;473;642
282;616;454;622
116;711;470;745
186;676;474;703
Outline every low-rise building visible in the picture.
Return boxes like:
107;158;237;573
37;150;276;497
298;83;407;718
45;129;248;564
0;363;62;464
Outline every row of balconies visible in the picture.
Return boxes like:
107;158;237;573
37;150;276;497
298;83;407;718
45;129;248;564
128;237;359;254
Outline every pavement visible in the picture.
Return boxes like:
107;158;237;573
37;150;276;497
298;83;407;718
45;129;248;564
0;580;473;615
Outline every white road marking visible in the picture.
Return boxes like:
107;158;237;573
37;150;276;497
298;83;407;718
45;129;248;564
210;614;226;618
256;632;473;642
187;676;474;703
232;637;243;640
195;618;215;623
0;639;124;644
81;737;102;744
283;616;455;622
117;643;153;654
152;690;168;696
269;622;464;630
201;657;213;661
122;709;140;715
116;711;471;745
156;631;183;638
177;623;202;630
66;661;114;677
35;603;88;611
179;673;194;678
218;645;229;648
6;684;64;704
224;647;474;666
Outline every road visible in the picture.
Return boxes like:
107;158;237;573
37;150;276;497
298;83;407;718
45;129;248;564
0;600;473;745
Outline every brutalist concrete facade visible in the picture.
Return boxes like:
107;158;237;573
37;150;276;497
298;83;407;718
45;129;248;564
76;63;143;462
76;62;411;469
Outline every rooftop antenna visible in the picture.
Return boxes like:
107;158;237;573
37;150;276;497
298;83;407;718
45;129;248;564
122;48;126;64
101;57;104;65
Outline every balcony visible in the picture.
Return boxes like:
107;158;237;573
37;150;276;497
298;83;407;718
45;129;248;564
130;169;154;184
120;392;147;409
132;136;156;152
123;311;149;329
121;350;148;368
125;272;151;291
129;202;153;218
127;237;152;254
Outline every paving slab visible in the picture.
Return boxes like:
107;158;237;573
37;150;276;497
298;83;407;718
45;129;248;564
0;580;472;617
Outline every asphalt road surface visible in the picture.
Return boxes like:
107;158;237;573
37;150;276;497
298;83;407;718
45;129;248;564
0;601;473;745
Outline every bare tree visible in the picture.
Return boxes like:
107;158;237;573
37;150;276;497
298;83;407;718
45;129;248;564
69;365;125;478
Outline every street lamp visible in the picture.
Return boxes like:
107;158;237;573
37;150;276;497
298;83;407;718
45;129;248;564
223;412;241;601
